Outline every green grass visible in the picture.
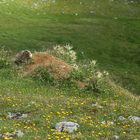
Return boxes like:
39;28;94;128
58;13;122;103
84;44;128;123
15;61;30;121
0;0;139;94
0;68;140;140
0;0;140;139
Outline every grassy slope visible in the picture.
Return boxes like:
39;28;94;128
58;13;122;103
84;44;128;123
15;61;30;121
0;68;140;140
0;0;140;94
0;0;140;140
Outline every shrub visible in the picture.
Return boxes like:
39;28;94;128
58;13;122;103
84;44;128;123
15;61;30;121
51;44;77;64
0;48;11;69
69;60;109;92
32;66;55;85
32;45;110;93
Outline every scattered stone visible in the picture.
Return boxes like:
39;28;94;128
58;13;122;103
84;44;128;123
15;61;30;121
55;122;80;133
118;116;126;121
118;116;140;123
21;113;28;118
0;130;24;139
128;116;140;123
7;112;28;119
101;121;114;125
15;130;24;137
92;104;103;109
112;135;119;140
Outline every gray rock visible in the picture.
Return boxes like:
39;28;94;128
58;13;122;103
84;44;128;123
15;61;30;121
118;116;126;121
15;130;24;137
128;116;140;123
7;112;28;119
92;104;103;109
112;135;119;139
0;130;24;139
55;122;79;133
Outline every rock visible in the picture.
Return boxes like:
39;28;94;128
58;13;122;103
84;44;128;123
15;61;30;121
128;116;140;123
55;122;80;133
7;112;28;119
7;112;21;119
118;116;126;121
21;114;28;118
112;135;119;140
15;130;24;137
101;121;114;125
0;130;24;139
92;104;103;109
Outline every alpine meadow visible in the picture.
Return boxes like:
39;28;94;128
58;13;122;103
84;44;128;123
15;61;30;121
0;0;140;140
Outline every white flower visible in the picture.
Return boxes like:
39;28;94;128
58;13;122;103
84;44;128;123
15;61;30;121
72;64;79;70
53;44;77;63
103;71;109;76
64;44;73;50
90;60;96;66
96;71;102;79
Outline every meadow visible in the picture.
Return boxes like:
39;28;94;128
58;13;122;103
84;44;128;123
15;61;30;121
0;0;140;139
0;45;140;140
0;0;140;94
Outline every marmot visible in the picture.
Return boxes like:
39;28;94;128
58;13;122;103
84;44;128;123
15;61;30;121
14;50;32;65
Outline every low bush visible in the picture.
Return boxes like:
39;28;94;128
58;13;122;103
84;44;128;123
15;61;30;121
0;48;11;69
32;45;110;93
32;66;55;85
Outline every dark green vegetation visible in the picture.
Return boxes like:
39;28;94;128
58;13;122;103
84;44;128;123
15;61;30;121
0;0;140;94
0;48;140;140
0;0;140;139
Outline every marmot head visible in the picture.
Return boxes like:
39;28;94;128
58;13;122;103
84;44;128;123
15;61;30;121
23;50;32;59
15;50;33;65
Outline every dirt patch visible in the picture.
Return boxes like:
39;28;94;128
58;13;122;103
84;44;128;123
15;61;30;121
22;52;73;80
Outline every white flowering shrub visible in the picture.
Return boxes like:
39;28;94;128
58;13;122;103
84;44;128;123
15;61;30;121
52;44;77;64
69;59;109;93
33;45;109;93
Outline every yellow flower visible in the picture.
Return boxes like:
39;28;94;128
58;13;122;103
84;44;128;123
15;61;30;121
4;137;9;140
55;136;59;139
56;112;60;115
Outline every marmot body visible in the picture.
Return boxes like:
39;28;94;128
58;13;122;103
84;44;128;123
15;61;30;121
14;50;32;65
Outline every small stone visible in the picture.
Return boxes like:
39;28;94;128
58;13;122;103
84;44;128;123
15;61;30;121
92;104;103;109
118;116;126;121
128;116;140;123
112;135;119;139
21;114;28;118
15;130;24;137
55;122;80;133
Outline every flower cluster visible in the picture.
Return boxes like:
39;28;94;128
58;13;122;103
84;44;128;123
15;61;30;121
53;44;77;64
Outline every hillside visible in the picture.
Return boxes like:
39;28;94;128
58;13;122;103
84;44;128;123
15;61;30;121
0;46;140;140
0;0;140;140
0;0;140;94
